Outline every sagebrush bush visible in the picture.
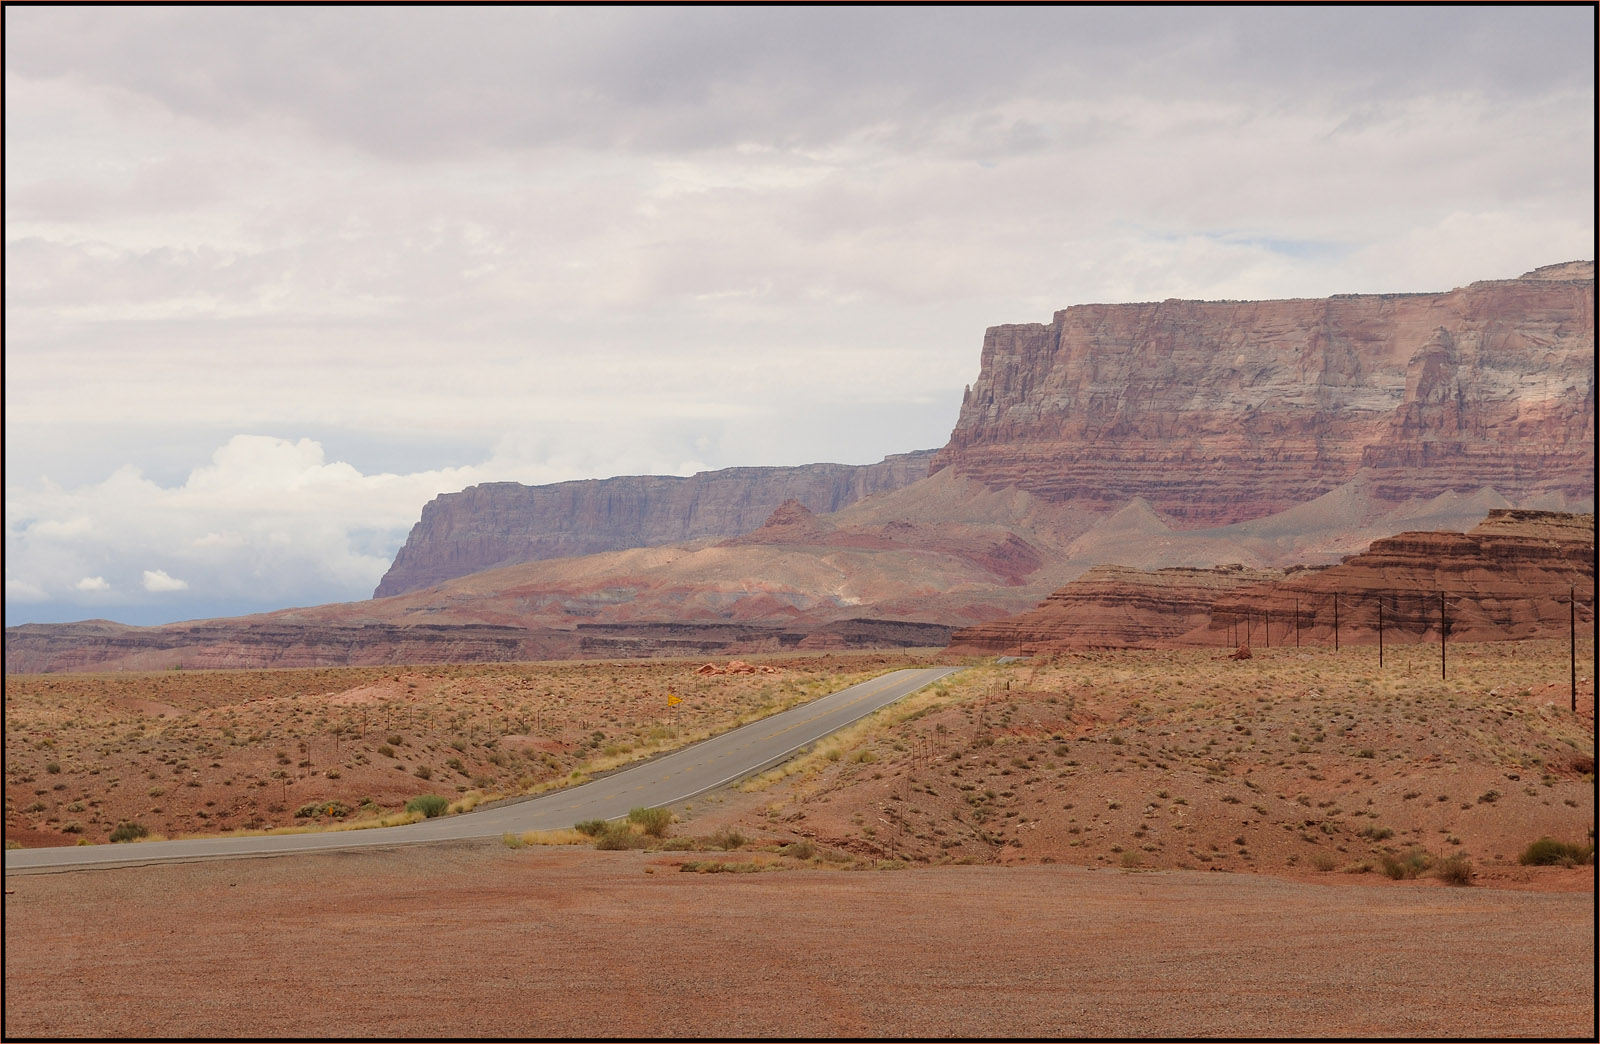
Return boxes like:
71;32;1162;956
1432;853;1474;886
108;821;148;843
594;822;648;850
574;819;608;837
405;794;449;818
1519;837;1595;867
1379;848;1432;880
709;827;747;851
627;806;672;837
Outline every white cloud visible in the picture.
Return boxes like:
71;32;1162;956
141;570;189;593
3;9;1592;625
75;576;110;592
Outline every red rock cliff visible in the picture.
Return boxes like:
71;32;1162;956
375;450;938;597
932;262;1595;526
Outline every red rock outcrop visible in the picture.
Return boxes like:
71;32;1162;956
933;262;1595;526
948;510;1593;656
1198;510;1596;646
375;450;938;597
946;564;1289;654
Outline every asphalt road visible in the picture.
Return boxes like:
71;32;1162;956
5;665;961;873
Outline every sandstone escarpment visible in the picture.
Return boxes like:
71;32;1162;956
947;510;1593;656
375;450;938;598
946;564;1289;654
1201;510;1596;646
933;263;1595;526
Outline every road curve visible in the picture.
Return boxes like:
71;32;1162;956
5;666;961;873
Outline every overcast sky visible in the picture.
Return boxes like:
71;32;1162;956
6;7;1594;626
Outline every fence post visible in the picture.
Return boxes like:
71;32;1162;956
1333;594;1340;652
1572;586;1578;715
1439;592;1446;680
1295;598;1300;648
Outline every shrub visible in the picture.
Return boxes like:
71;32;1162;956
294;803;322;819
594;822;648;850
1360;825;1394;841
1519;837;1596;867
1379;848;1432;880
45;761;62;774
782;840;817;861
627;806;672;837
109;821;149;843
1432;853;1474;886
445;757;465;773
413;765;432;780
406;794;450;819
709;827;747;851
574;819;608;837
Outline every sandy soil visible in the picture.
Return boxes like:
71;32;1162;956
4;841;1592;1039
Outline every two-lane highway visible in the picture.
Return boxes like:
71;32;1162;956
5;666;961;872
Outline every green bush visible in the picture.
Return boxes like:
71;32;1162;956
413;765;432;780
782;840;817;861
1519;837;1596;867
108;821;148;844
574;819;608;837
1379;848;1432;880
627;806;672;837
406;794;450;819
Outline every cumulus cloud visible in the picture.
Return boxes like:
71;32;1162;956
140;570;189;592
3;9;1593;625
5;434;727;621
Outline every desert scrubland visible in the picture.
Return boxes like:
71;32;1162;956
5;641;1593;1037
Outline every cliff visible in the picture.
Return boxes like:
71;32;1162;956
946;564;1289;654
374;450;939;597
947;510;1594;656
1200;509;1596;645
933;262;1595;526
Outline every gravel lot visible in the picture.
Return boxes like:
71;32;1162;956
5;841;1593;1039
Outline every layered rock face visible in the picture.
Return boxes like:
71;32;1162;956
946;564;1288;654
933;262;1595;526
1202;510;1596;645
375;450;938;597
949;510;1594;657
1;618;958;675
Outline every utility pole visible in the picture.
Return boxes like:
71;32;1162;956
1265;610;1271;650
1439;592;1447;680
1333;594;1340;652
1295;598;1300;648
1572;587;1577;715
1376;595;1388;669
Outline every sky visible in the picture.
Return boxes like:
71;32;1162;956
5;7;1595;627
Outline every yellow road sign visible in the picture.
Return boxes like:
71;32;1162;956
667;694;682;706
